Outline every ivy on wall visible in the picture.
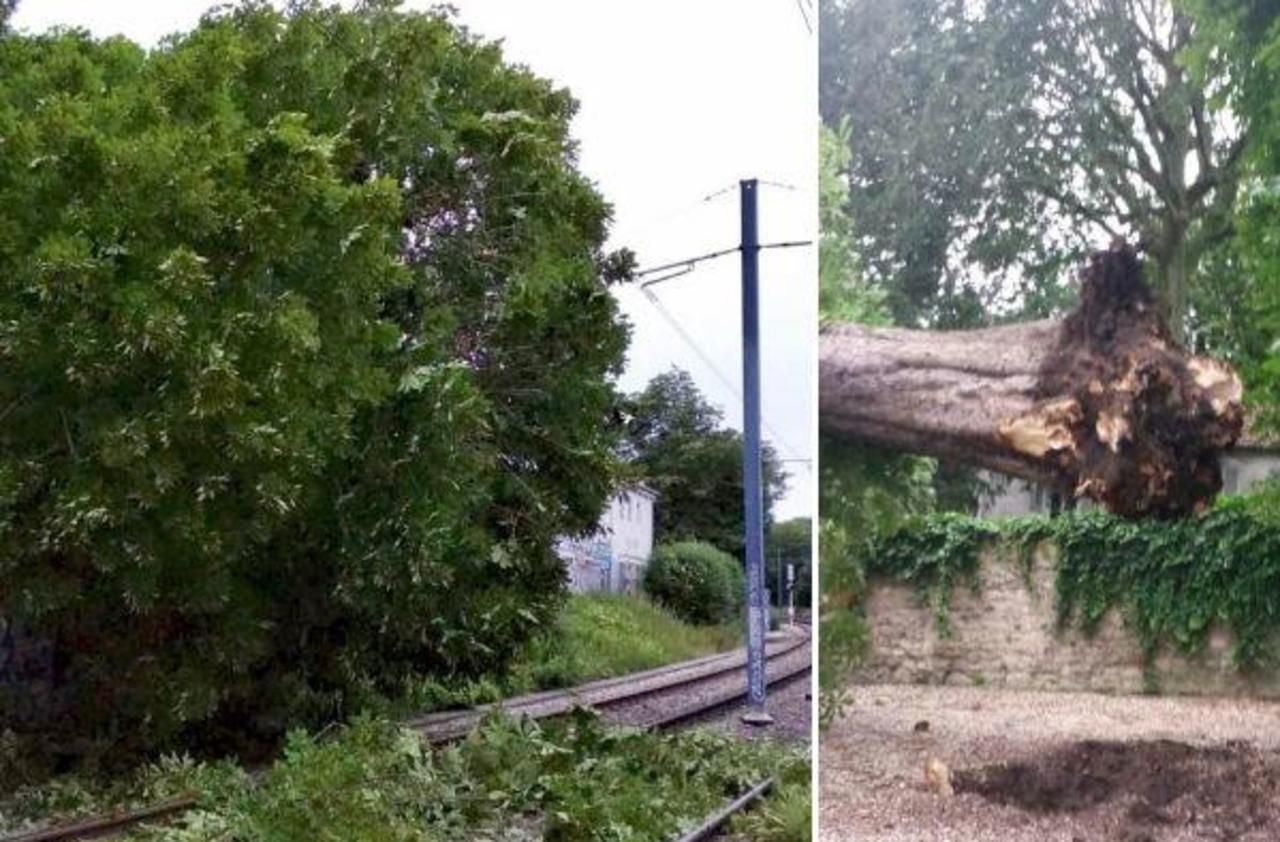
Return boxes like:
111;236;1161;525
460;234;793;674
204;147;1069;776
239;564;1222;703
866;486;1280;673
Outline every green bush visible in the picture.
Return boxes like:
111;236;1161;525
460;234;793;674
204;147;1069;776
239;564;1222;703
643;541;744;625
0;2;629;778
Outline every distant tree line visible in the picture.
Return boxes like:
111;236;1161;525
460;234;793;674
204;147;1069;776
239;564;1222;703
620;368;789;558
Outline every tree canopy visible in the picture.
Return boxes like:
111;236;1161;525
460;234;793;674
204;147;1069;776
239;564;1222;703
821;0;1245;341
1188;0;1280;432
820;0;1280;443
0;0;629;775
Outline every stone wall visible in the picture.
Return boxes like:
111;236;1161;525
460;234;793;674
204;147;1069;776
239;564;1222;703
856;544;1280;698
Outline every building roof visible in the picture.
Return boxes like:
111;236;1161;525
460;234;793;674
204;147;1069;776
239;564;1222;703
616;483;658;500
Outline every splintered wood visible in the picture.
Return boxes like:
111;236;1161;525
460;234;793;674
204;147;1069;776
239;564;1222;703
924;756;953;798
819;243;1244;519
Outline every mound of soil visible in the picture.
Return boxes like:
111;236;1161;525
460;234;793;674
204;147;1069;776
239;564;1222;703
954;739;1280;840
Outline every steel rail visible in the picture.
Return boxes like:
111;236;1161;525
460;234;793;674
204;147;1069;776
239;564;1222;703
411;632;809;742
671;777;775;842
0;799;195;842
641;655;811;732
2;632;809;842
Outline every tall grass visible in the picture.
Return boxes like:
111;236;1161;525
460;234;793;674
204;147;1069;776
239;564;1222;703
513;593;742;689
732;781;813;842
374;593;742;716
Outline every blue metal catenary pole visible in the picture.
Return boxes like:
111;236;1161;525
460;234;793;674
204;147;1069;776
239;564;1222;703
739;178;772;726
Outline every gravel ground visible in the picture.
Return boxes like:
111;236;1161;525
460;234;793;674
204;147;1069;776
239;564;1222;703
821;684;1280;842
678;642;813;744
600;633;811;731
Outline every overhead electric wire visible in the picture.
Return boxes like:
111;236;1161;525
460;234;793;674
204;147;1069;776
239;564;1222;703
633;238;815;468
699;182;742;203
636;245;742;286
638;285;811;472
635;239;812;288
623;182;742;243
794;0;813;34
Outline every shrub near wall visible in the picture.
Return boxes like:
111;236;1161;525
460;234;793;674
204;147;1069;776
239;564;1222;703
643;542;745;625
866;488;1280;675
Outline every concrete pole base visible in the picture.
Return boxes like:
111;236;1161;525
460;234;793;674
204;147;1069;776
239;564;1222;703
741;709;775;727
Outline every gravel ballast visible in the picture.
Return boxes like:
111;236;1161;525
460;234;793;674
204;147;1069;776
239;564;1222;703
676;644;812;744
599;634;811;731
820;683;1280;841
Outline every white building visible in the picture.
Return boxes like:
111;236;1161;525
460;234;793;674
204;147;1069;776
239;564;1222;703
556;486;657;594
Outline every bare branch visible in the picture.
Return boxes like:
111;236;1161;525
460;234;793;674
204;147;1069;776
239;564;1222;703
1190;95;1215;180
1187;135;1247;206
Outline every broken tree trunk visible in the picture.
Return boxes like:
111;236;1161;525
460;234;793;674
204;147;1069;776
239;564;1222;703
819;245;1243;519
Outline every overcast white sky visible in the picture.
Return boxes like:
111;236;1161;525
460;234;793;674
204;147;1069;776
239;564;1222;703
11;1;817;521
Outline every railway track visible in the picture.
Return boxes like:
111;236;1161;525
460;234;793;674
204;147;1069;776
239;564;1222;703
409;628;809;740
3;629;810;842
600;635;810;732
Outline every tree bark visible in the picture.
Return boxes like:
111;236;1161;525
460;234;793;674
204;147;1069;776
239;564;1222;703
820;246;1244;519
1149;213;1191;346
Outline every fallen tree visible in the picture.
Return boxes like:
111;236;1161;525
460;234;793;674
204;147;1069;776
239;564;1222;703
819;244;1243;519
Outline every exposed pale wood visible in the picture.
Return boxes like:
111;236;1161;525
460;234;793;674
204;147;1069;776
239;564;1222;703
820;319;1059;485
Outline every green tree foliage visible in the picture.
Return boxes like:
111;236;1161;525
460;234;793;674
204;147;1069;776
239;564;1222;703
1186;0;1280;432
622;368;786;558
642;541;745;626
821;0;1245;338
765;517;812;608
818;118;887;325
0;1;629;774
817;122;938;724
